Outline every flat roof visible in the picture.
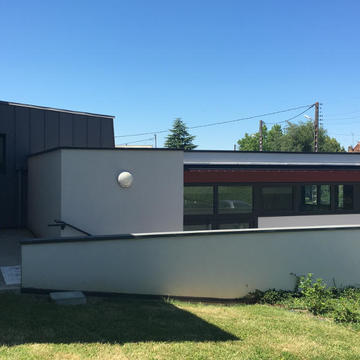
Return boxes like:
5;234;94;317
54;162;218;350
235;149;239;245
0;100;115;119
184;150;360;167
28;147;360;168
28;146;183;158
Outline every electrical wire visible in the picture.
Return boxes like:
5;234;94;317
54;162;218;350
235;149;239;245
265;104;315;125
324;115;360;122
115;104;315;138
118;137;154;146
326;110;360;117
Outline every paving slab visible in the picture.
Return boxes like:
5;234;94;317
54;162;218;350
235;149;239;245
50;291;87;305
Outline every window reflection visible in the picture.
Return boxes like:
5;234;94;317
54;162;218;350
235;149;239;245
262;186;293;211
337;185;353;210
303;184;330;210
218;186;252;214
184;186;213;215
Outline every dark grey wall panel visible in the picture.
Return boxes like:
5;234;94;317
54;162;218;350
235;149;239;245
101;118;115;147
15;106;30;169
29;108;45;154
73;115;88;147
59;112;73;147
0;104;16;227
87;117;101;147
0;175;17;227
0;101;114;228
0;104;15;172
45;111;60;149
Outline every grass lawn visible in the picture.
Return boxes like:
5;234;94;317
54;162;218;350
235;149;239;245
0;293;359;359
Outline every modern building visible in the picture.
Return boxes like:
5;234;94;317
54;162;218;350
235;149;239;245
25;147;360;238
0;100;114;228
2;100;360;237
184;151;360;230
2;100;360;299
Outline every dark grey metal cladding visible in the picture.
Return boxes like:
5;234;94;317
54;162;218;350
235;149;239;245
0;101;115;228
0;104;17;228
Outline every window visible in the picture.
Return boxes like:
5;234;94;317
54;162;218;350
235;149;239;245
184;186;213;215
184;184;254;230
0;134;5;172
184;224;212;231
261;186;293;211
302;184;331;211
336;185;353;210
218;185;252;214
218;222;250;229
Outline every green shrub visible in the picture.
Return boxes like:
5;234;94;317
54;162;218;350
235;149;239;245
298;273;333;315
260;289;292;305
333;297;360;324
250;274;360;324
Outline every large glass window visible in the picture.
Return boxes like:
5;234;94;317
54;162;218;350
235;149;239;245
218;185;252;214
337;185;353;210
218;222;250;229
261;186;293;211
303;184;331;211
184;224;212;231
184;186;213;215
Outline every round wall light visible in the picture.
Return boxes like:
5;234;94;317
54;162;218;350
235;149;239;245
117;171;134;188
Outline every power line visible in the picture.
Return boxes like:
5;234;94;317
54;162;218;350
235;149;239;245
329;133;360;137
265;104;315;125
325;115;360;122
118;137;154;146
188;104;314;131
115;104;315;138
326;110;360;117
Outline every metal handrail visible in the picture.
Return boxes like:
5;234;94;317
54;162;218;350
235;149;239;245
48;219;92;236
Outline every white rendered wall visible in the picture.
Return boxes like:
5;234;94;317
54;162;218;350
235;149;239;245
60;149;184;235
258;214;360;228
27;151;62;237
21;226;360;299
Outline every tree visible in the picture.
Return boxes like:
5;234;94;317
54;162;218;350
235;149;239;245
237;121;344;152
266;124;283;151
165;118;197;150
237;125;266;151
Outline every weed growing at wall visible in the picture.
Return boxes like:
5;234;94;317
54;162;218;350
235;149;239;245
251;273;360;325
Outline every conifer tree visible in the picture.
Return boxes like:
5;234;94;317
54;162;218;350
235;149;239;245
164;118;197;150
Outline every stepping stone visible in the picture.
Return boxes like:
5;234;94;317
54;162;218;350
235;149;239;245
50;291;86;305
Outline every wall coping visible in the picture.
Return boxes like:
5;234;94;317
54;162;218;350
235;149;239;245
20;224;360;246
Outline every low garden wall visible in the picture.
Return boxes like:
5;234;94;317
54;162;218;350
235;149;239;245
21;225;360;299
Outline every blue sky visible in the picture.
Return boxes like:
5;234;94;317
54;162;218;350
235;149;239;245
0;0;359;149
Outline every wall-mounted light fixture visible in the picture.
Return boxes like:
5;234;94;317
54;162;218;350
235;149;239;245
117;171;133;188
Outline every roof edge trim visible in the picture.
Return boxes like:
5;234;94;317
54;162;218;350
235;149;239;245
0;100;115;119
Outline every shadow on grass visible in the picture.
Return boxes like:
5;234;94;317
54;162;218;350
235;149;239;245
0;293;239;345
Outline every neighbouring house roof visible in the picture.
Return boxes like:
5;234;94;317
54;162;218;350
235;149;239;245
348;142;360;153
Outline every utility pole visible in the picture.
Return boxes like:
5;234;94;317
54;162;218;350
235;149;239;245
259;120;263;152
314;102;319;152
154;134;157;148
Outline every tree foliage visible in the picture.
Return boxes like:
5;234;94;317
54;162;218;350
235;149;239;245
237;121;344;152
165;118;197;150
